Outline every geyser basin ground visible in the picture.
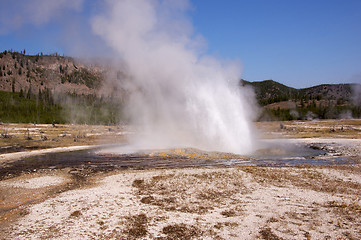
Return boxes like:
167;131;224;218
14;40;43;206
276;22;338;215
0;120;360;239
1;159;360;239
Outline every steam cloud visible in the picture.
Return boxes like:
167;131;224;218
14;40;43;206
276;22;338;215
91;0;257;154
0;0;83;34
1;0;258;154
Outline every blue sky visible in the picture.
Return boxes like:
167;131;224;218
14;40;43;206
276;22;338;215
1;0;360;88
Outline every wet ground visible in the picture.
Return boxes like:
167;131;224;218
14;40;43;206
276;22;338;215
0;145;49;155
0;141;356;180
1;120;360;180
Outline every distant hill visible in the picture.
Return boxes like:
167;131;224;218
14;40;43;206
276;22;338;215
242;80;297;105
242;79;360;120
300;84;354;100
242;79;356;105
1;50;357;104
0;50;124;124
0;50;104;96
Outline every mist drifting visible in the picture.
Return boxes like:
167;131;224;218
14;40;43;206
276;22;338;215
90;0;257;154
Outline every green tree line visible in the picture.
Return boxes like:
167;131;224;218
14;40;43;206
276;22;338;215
0;90;125;125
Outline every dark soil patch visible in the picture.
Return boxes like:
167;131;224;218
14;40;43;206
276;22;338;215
161;223;201;240
124;213;148;239
259;227;284;240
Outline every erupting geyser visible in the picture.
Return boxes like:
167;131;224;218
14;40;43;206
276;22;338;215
92;0;258;154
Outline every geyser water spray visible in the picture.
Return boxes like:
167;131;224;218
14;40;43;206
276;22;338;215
92;0;258;154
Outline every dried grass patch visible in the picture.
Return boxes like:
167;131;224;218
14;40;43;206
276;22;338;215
123;213;148;239
259;227;284;240
257;119;361;139
242;167;361;195
321;164;361;175
159;223;202;240
132;170;249;214
326;200;361;221
0;123;127;151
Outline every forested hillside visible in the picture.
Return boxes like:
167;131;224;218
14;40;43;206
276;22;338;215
0;50;360;123
0;50;124;124
242;80;361;120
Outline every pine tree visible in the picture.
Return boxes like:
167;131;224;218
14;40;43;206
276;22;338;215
38;88;43;101
19;88;24;98
12;79;15;92
26;88;31;99
27;84;32;99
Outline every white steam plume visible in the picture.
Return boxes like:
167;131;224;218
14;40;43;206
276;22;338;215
92;0;258;154
0;0;83;34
